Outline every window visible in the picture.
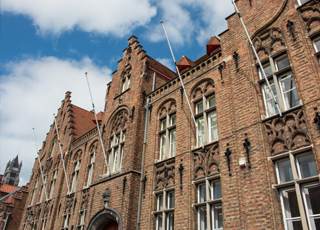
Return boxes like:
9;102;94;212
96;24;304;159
49;170;58;199
297;0;311;5
108;130;125;175
195;179;223;230
259;54;301;117
313;37;320;53
195;95;218;147
155;190;175;230
274;151;319;230
39;175;47;202
77;210;86;230
49;137;57;157
159;113;176;160
121;74;130;92
30;178;39;205
86;150;95;187
62;214;70;230
70;160;81;193
40;217;48;230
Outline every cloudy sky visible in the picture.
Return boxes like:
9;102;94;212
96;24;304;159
0;0;233;185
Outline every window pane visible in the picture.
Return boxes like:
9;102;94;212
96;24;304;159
160;133;166;159
169;129;176;157
197;183;206;203
297;153;317;178
281;189;303;230
208;112;218;142
198;206;207;230
314;38;320;52
196;117;205;147
196;101;204;114
211;180;221;200
160;119;166;131
276;158;293;183
259;63;272;79
169;114;176;126
166;212;174;230
279;75;300;110
299;0;311;5
211;203;223;230
156;214;163;230
303;184;320;230
167;191;175;209
157;193;163;211
275;55;290;71
263;83;278;116
206;95;216;109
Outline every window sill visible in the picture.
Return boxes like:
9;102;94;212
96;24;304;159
155;156;175;165
262;104;303;122
192;140;219;152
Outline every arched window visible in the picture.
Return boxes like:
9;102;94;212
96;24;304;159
121;66;131;93
85;142;97;187
192;79;218;147
49;136;57;157
69;150;82;193
158;100;176;161
107;109;128;175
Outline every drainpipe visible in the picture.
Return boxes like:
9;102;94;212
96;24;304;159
136;97;150;230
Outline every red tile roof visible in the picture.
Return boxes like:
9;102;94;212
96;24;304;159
0;183;16;194
71;105;98;139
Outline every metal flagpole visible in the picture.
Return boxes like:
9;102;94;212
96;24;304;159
231;0;282;117
32;128;49;201
160;21;198;128
84;72;109;174
53;114;71;194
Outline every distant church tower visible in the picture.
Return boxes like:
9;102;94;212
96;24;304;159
2;155;22;186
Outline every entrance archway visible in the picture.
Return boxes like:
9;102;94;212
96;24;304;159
88;208;121;230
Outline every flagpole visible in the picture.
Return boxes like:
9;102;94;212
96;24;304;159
84;72;109;175
32;128;49;201
160;21;198;128
231;0;282;116
53;114;71;194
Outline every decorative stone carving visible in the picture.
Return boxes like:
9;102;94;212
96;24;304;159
253;27;286;58
299;0;320;34
103;189;111;209
64;194;75;213
191;78;215;100
158;99;176;118
193;143;220;179
80;189;90;210
155;158;175;190
264;109;311;155
111;109;129;133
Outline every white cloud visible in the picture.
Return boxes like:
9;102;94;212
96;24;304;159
2;0;157;36
156;58;174;71
0;57;111;184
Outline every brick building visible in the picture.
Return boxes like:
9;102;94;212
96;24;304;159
19;0;320;229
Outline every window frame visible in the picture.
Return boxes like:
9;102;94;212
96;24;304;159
154;189;175;230
158;113;176;161
258;53;301;117
70;159;81;194
108;130;125;175
301;183;320;230
85;149;96;187
313;36;320;53
297;0;311;6
194;94;218;148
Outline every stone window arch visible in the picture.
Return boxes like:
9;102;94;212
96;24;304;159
191;79;218;147
69;150;82;193
85;141;98;187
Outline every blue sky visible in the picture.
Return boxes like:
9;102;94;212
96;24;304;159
0;0;233;184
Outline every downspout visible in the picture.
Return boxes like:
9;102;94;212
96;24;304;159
136;96;150;230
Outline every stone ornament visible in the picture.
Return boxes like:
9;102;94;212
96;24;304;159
193;143;220;179
264;109;311;155
298;0;320;34
155;158;175;190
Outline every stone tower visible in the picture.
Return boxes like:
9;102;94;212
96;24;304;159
2;155;22;186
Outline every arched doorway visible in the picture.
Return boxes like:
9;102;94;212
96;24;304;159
88;208;121;230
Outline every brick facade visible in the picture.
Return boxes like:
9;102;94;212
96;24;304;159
19;0;320;229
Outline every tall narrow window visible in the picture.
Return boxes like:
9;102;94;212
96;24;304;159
159;113;176;160
49;137;57;157
39;175;47;202
86;150;95;187
313;37;320;53
62;214;70;230
77;210;86;230
30;178;39;205
70;160;81;193
273;151;319;230
49;169;58;199
155;190;175;230
121;74;131;92
195;95;218;147
259;54;301;117
195;179;223;230
108;130;125;175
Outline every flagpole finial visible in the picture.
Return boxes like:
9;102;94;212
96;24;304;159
160;20;164;24
85;72;88;77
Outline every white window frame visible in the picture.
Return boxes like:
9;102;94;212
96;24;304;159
313;36;320;53
159;113;176;161
154;190;175;230
195;95;218;148
70;160;81;193
195;178;223;230
62;213;70;230
77;209;86;230
39;175;47;202
121;74;131;93
30;178;39;205
302;183;320;230
260;54;301;117
297;0;311;6
86;150;95;186
108;130;125;175
49;169;58;199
